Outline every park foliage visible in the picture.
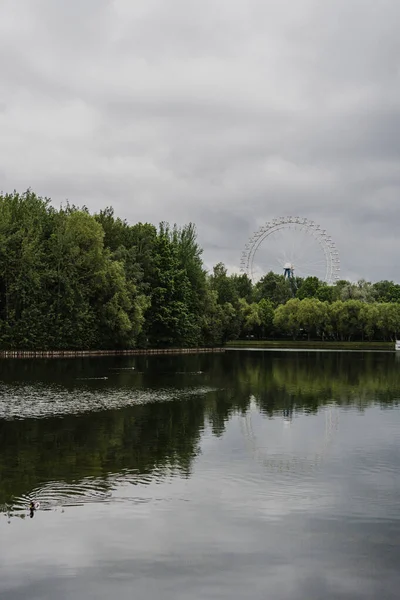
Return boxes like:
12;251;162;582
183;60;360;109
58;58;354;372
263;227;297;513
1;190;400;349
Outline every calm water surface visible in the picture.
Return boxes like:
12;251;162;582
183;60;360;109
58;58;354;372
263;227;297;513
1;350;399;599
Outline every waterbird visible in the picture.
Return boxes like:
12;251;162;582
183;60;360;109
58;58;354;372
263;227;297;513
29;500;39;518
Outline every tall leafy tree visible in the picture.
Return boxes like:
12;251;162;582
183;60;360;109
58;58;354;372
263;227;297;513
144;230;199;347
254;271;292;306
209;263;239;305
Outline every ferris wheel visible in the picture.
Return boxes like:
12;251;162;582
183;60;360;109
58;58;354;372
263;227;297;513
239;397;340;474
240;216;340;283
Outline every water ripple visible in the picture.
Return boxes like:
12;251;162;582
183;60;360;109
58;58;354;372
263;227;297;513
0;384;218;420
1;468;183;518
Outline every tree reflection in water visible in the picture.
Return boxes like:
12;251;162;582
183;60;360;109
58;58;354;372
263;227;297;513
0;350;399;515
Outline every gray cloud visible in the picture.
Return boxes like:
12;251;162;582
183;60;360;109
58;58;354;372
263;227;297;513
0;0;399;281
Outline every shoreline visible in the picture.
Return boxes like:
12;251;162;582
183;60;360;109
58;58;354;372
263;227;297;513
226;340;394;350
0;341;397;358
0;347;226;359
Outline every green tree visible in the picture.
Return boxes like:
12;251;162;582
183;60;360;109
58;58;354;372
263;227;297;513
238;299;260;337
231;273;253;303
328;300;363;341
339;279;376;303
316;284;334;303
258;298;274;337
297;298;329;340
372;280;400;303
273;298;301;339
376;303;400;341
144;231;200;347
296;276;320;300
209;263;239;305
254;271;293;306
0;190;54;348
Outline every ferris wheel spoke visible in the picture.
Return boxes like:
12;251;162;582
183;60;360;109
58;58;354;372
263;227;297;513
297;261;327;271
298;259;328;269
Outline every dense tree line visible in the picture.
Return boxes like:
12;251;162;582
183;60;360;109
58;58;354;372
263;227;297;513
1;190;400;349
210;267;400;341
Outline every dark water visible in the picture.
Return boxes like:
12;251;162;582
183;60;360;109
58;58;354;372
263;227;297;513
1;350;400;600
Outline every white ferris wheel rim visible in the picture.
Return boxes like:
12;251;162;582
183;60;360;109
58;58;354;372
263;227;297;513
240;216;340;284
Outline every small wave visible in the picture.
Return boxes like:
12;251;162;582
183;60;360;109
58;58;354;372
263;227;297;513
0;384;219;420
11;480;112;511
2;469;186;518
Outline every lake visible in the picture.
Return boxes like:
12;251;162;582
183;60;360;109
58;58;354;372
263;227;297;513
1;349;399;599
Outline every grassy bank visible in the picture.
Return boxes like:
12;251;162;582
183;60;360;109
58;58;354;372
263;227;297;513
226;340;394;350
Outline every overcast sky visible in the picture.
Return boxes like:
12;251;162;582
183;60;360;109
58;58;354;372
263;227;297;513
0;0;399;282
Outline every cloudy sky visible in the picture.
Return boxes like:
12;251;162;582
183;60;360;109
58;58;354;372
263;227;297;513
0;0;399;282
